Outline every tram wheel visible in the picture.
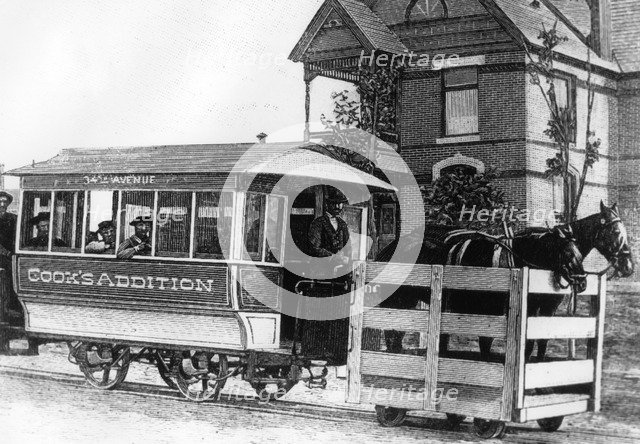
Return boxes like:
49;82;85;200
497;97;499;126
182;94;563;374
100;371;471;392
445;413;466;429
175;352;228;402
472;418;507;439
537;416;564;432
375;405;407;427
79;344;130;390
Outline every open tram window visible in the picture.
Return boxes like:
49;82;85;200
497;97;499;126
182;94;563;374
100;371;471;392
85;190;118;255
264;195;285;263
193;191;233;260
155;191;192;258
20;191;52;251
51;191;84;253
243;193;266;261
119;191;154;256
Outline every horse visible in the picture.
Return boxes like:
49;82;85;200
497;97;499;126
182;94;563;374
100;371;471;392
376;202;634;361
376;224;587;361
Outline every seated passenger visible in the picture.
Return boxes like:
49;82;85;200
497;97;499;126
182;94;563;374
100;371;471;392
85;221;116;254
117;216;152;259
25;212;67;249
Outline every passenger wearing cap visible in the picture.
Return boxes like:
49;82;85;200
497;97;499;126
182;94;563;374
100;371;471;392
24;212;67;249
85;220;116;254
116;216;152;259
307;187;351;266
0;191;17;257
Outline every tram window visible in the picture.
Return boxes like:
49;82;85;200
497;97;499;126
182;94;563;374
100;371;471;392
264;195;285;263
155;192;192;258
243;193;265;261
119;191;154;252
51;191;85;253
85;191;118;255
194;192;233;260
20;191;52;251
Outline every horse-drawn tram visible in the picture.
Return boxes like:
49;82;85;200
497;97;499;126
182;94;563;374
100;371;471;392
0;143;630;439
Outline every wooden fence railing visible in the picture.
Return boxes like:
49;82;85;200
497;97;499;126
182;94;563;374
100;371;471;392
347;261;606;423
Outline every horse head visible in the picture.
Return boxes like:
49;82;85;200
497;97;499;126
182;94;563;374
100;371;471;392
594;201;634;278
550;225;587;293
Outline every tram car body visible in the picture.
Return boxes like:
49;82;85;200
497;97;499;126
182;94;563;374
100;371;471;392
3;143;391;399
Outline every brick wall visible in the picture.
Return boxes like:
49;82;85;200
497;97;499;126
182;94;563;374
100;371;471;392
616;77;640;278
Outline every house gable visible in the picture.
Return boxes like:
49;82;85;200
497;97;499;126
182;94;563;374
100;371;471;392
289;0;407;63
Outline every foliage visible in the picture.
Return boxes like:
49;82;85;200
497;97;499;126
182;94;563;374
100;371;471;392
319;62;400;173
525;21;601;222
424;167;515;231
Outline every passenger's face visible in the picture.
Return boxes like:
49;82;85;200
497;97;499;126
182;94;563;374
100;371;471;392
134;222;150;239
99;227;115;243
36;220;49;237
0;199;8;216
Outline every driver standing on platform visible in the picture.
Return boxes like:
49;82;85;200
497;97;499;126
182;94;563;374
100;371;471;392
304;187;352;377
0;191;19;326
307;187;351;272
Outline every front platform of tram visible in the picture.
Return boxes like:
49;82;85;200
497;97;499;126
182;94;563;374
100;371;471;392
0;267;38;356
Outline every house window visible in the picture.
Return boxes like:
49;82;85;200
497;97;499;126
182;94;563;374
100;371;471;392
440;164;478;177
552;169;579;221
552;73;577;143
444;67;479;136
193;191;234;260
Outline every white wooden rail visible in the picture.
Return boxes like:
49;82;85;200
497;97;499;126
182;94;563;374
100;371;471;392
347;261;607;423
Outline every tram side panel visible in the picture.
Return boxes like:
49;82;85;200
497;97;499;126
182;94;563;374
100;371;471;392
15;255;282;351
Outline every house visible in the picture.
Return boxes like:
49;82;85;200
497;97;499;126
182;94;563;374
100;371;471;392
289;0;640;272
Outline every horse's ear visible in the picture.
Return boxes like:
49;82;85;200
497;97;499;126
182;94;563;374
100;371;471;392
600;200;607;214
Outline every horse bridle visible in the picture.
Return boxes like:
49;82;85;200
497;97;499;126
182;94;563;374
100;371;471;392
444;230;586;289
593;216;632;276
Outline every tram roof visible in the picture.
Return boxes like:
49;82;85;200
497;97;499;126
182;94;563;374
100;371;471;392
7;143;397;191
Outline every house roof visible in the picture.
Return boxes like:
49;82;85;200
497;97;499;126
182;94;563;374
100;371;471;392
547;0;592;37
293;0;633;73
482;0;620;72
611;0;640;73
289;0;407;62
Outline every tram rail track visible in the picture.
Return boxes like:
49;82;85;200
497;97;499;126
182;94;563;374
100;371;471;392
1;362;639;444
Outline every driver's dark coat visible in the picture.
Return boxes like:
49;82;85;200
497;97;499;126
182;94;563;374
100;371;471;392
307;214;350;257
0;212;17;254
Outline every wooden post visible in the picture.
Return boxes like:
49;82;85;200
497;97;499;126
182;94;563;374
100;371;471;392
346;261;366;404
502;269;524;421
515;267;530;410
587;275;607;412
304;63;312;143
568;287;577;359
423;265;443;411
